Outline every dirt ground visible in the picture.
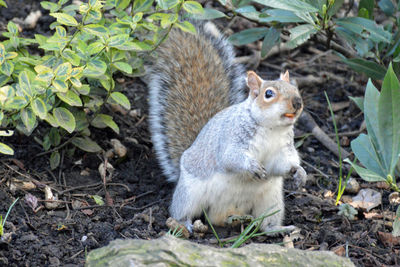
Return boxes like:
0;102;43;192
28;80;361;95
0;1;399;267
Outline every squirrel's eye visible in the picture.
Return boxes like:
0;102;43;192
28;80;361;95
265;89;275;99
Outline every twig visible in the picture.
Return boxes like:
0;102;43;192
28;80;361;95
298;111;350;159
301;160;330;179
59;182;103;195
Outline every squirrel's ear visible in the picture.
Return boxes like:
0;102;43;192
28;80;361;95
246;71;263;99
280;70;290;83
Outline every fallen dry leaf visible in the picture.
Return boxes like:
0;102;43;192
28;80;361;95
350;189;381;211
378;231;400;246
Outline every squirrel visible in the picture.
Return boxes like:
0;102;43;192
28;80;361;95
147;21;307;232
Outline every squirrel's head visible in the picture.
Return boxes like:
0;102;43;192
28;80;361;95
246;70;303;127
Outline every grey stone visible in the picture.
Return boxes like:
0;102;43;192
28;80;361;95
86;235;355;267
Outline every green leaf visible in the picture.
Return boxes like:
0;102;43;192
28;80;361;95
235;6;259;21
0;142;14;155
182;1;204;14
44;113;59;127
113;62;132;74
364;80;382;152
393;205;400;237
350;134;386;177
87;41;105;55
50;12;79;27
341;58;386;80
187;8;227;20
31;98;48;119
62;49;81;66
4;96;27;110
91;114;120;134
7;21;19;35
55;62;72;78
378;64;400;175
110;92;131;110
21;108;37;133
57;91;83;106
359;0;374;19
260;9;303;23
49;128;61;146
70;77;82;88
0;61;14;77
344;159;386;182
41;1;60;12
0;43;5;65
253;0;318;12
91;195;104;205
336;17;392;44
156;0;180;10
228;28;269;46
349;96;364;112
378;0;395;16
71;137;102;152
174;21;196;34
53;107;76;133
108;34;129;48
50;151;60;170
83;59;107;77
286;24;317;49
336;27;369;57
261;28;280;58
132;0;154;12
19;71;33;98
52;79;69;92
161;13;178;28
83;24;109;38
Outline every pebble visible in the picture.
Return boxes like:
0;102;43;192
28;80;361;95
344;178;360;194
389;192;400;205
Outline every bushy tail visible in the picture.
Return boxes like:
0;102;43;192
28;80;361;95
148;21;246;182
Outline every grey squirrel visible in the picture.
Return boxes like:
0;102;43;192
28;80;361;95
148;22;306;232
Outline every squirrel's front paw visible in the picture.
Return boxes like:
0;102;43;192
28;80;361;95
291;166;307;187
250;161;269;180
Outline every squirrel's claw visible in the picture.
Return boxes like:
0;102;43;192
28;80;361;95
292;166;307;187
253;165;269;181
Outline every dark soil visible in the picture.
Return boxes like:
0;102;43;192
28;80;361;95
0;1;399;267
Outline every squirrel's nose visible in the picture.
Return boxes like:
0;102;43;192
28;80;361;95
292;97;302;110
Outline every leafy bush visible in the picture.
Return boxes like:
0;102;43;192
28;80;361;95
345;64;400;193
0;0;203;168
210;0;398;79
345;64;400;236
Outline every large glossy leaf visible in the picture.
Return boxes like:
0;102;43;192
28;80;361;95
50;12;78;27
188;8;227;20
344;159;386;182
21;108;37;133
336;17;391;44
228;28;269;46
260;9;303;23
182;1;203;14
53;107;75;133
0;142;14;155
253;0;318;12
110;92;130;110
286;24;317;49
378;64;400;175
261;28;280;57
71;137;102;152
31;98;48;119
57;91;83;106
350;134;386;177
341;58;386;80
132;0;154;12
364;80;383;156
91;114;119;134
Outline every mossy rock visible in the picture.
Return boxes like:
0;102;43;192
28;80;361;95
86;235;354;266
